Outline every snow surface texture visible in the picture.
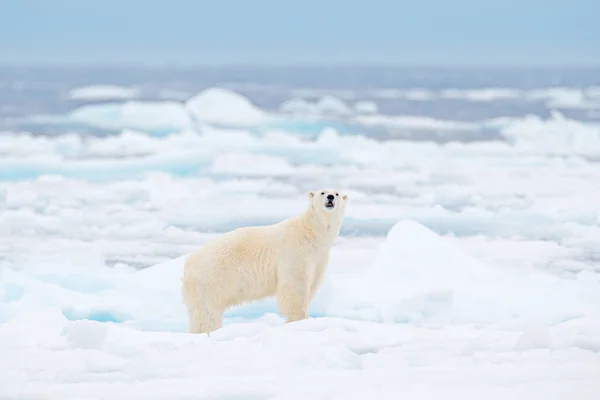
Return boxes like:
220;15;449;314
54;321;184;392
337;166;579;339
353;100;378;114
279;95;353;116
67;84;141;100
2;86;600;399
2;221;600;399
185;87;270;126
63;87;272;132
69;101;195;131
367;86;600;110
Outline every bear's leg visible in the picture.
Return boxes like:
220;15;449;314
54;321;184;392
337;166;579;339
276;278;309;323
182;278;224;334
187;302;224;334
308;264;326;303
188;305;209;334
208;306;224;331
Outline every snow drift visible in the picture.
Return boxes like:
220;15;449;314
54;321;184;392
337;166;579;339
64;87;270;132
67;84;141;100
68;101;194;131
2;220;599;398
279;95;352;116
500;111;600;156
185;87;270;126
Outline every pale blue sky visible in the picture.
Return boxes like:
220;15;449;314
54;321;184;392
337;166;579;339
0;0;598;66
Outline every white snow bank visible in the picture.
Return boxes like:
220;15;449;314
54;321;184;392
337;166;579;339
356;114;478;131
2;309;599;399
366;86;600;109
528;87;600;110
185;87;269;126
279;98;315;114
67;84;141;100
370;88;523;102
440;88;523;102
1;220;600;397
316;95;352;115
325;220;600;325
64;88;271;131
68;100;194;131
369;89;436;101
353;100;378;114
210;153;296;177
500;111;600;156
279;95;352;116
2;220;598;330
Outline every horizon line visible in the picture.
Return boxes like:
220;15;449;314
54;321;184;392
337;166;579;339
1;62;600;70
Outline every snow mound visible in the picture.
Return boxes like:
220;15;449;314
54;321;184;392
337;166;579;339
370;89;436;101
77;219;600;328
67;84;141;100
526;87;600;110
185;87;269;126
279;98;314;114
210;153;296;177
279;96;352;116
514;321;554;352
68;101;194;131
353;101;378;114
1;219;600;397
315;95;352;115
65;320;108;349
326;220;599;325
500;111;600;156
2;219;599;331
440;88;523;102
356;115;477;131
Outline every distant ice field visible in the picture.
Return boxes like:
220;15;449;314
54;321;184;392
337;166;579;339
1;67;600;398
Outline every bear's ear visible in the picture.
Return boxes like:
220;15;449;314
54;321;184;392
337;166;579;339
308;191;315;199
342;194;348;201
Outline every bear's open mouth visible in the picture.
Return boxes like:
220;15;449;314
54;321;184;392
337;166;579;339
325;201;335;209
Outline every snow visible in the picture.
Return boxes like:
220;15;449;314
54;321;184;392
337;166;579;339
279;98;315;114
440;88;523;102
65;319;109;349
315;95;352;115
185;87;270;126
68;100;194;131
353;100;378;114
370;89;436;101
210;153;296;177
366;86;600;110
500;111;600;156
527;87;600;110
327;221;600;325
355;114;478;131
279;96;352;116
2;219;600;398
67;84;141;100
63;87;271;132
4;90;600;398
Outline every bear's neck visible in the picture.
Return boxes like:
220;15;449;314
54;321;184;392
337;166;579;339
302;205;343;243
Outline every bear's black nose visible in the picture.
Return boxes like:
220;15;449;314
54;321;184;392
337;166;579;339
327;194;335;200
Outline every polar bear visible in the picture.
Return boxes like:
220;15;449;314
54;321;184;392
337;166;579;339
181;189;349;334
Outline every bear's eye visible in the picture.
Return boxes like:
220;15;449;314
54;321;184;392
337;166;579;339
321;192;325;195
335;193;339;196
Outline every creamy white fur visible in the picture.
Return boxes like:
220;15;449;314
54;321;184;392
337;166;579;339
181;189;348;334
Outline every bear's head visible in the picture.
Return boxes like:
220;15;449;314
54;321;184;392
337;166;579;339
308;189;349;216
